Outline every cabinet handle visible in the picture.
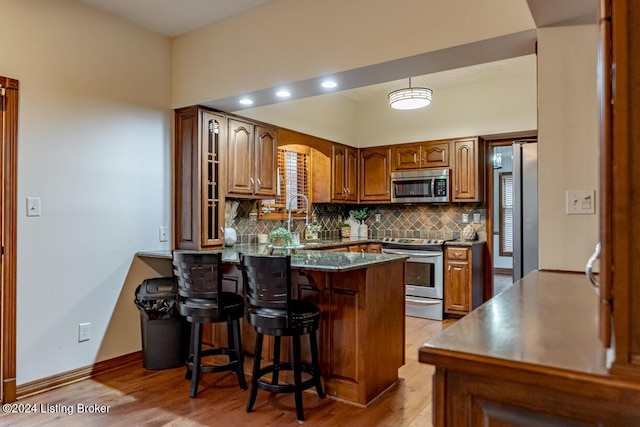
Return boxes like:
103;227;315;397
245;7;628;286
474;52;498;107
256;178;262;188
250;177;255;187
448;265;451;274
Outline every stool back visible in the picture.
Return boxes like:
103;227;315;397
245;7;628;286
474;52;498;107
239;253;292;328
172;250;223;299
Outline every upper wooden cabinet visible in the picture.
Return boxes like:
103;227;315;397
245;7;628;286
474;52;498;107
392;140;449;171
174;106;225;249
331;143;358;202
359;146;391;202
227;118;277;198
451;137;484;202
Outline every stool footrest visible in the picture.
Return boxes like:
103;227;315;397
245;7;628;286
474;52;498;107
256;363;318;394
186;348;240;374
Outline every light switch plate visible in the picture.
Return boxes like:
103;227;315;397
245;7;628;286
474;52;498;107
462;214;469;223
473;214;481;223
566;190;595;215
26;197;41;217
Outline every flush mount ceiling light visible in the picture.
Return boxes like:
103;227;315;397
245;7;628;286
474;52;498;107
321;80;338;89
275;90;291;98
239;98;253;106
388;77;432;110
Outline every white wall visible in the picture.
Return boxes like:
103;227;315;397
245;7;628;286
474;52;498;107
537;25;599;271
1;0;172;384
172;0;535;108
239;94;359;146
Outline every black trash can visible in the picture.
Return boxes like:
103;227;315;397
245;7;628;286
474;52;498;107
134;277;187;370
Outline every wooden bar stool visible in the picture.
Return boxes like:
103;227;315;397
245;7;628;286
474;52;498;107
239;253;325;421
172;250;247;397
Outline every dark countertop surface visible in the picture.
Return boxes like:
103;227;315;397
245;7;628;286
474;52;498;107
419;271;610;376
444;239;486;247
137;241;407;273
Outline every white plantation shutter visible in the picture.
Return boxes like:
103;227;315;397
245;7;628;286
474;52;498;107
500;173;513;256
261;148;309;216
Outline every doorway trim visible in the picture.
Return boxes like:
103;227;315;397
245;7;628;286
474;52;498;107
482;131;536;296
1;75;19;403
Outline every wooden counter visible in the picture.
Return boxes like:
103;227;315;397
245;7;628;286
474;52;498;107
137;248;407;407
419;271;640;425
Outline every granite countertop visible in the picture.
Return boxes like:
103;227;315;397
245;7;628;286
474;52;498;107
137;242;407;273
444;239;486;247
419;271;609;376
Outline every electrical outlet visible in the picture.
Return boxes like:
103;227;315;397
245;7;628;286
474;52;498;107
473;214;481;223
374;213;381;222
462;214;469;223
78;323;91;342
159;226;169;242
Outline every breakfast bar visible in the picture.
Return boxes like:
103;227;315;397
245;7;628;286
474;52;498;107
137;245;408;406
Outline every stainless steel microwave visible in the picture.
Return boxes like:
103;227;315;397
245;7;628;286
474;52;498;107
390;169;450;203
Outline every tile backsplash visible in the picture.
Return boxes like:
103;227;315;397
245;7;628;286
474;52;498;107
227;199;486;243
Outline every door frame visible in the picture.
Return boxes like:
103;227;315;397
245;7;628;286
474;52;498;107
1;75;19;403
483;131;536;295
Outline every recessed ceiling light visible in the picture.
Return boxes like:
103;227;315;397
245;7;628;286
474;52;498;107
276;90;291;98
321;80;337;89
239;98;253;105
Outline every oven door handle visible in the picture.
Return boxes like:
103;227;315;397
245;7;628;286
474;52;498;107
383;248;441;258
406;297;441;305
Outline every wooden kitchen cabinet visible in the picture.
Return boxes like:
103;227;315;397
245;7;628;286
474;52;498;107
174;106;225;249
392;140;449;171
444;245;484;317
360;146;391;202
451;137;484;202
227;118;277;198
331;143;358;202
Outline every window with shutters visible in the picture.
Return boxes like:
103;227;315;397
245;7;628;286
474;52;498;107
259;147;310;220
499;172;513;257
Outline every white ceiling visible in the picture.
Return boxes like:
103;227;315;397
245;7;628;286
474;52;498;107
79;0;279;37
339;55;536;104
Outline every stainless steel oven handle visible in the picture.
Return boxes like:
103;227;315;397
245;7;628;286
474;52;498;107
383;248;441;258
406;297;441;305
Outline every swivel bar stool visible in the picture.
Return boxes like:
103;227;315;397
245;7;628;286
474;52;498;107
239;253;325;421
172;250;247;397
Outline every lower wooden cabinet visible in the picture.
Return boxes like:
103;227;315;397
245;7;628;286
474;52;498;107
444;245;484;317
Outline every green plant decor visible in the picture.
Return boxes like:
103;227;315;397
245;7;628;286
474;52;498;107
267;227;294;248
350;207;370;222
309;223;322;233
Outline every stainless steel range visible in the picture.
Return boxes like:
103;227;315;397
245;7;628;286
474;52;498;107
381;237;447;320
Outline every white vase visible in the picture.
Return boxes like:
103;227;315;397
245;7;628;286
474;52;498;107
224;227;237;246
359;223;368;239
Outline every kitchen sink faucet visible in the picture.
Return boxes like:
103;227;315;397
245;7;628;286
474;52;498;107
286;193;309;233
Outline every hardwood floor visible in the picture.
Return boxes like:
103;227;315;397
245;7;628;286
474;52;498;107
1;317;454;426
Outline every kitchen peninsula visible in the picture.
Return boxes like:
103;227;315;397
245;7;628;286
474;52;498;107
137;245;408;406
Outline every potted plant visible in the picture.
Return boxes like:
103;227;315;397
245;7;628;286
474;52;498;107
350;207;371;239
309;223;322;239
350;207;370;223
266;227;293;250
340;221;351;238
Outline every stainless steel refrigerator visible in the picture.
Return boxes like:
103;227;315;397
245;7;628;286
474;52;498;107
512;140;538;282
